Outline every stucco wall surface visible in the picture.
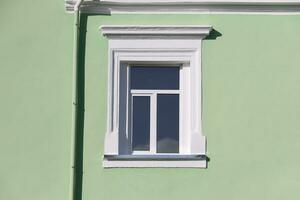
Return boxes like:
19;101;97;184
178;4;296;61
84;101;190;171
1;1;300;200
83;14;300;200
0;1;73;200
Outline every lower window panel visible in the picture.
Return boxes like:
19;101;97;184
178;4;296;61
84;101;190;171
132;96;151;151
157;94;179;153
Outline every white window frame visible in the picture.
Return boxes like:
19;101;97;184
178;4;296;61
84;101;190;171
130;66;182;155
100;25;212;168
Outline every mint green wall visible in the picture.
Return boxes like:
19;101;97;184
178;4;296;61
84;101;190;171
83;15;300;200
1;1;300;200
0;1;73;199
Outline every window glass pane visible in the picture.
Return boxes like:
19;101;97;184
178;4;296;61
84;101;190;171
132;96;150;151
130;66;179;90
157;94;179;153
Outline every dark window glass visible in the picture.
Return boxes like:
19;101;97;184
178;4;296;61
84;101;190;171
157;94;179;153
132;96;150;151
130;66;179;90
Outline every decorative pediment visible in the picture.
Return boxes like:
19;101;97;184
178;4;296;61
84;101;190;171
100;25;212;39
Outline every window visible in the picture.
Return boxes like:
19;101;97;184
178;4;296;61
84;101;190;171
101;25;212;167
131;66;180;154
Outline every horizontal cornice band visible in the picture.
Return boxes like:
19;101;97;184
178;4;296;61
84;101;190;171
100;25;213;39
65;0;300;13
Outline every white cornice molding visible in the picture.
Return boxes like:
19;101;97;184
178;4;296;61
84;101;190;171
100;25;213;39
98;0;300;4
66;0;300;14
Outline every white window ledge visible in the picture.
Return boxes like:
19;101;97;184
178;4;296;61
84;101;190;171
103;155;207;168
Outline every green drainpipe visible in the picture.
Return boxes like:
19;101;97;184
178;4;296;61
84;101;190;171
70;1;84;200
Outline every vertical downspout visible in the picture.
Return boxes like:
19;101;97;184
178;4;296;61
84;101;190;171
70;1;84;200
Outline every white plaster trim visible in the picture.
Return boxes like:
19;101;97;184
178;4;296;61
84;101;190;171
100;0;300;3
101;25;212;38
100;25;211;168
103;159;207;168
66;0;300;14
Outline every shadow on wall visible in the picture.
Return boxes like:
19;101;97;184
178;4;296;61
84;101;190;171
72;13;88;200
206;29;222;40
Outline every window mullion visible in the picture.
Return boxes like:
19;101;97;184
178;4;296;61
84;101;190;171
150;92;157;154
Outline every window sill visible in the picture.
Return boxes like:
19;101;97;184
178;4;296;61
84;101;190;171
103;154;207;168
